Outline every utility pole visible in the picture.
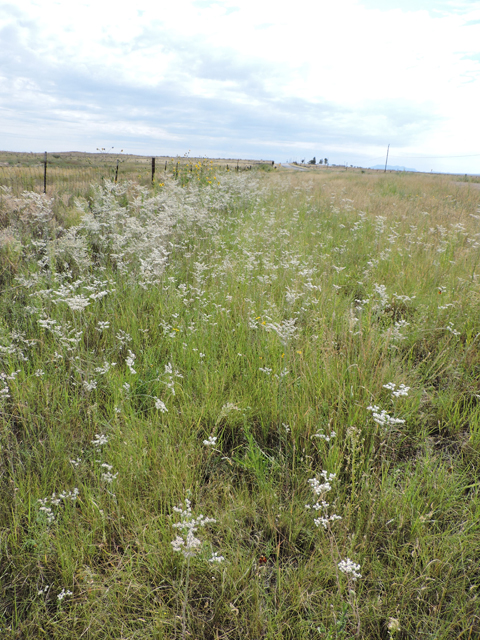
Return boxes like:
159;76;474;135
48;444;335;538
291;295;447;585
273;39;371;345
43;152;47;194
384;144;390;173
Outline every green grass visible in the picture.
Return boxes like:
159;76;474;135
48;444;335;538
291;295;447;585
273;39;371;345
0;168;479;638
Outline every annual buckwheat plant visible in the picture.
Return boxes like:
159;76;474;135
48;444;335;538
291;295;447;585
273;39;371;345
171;497;219;638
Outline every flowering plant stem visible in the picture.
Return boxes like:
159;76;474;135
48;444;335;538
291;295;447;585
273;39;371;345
181;557;191;640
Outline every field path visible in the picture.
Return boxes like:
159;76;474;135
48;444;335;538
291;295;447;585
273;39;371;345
279;162;307;171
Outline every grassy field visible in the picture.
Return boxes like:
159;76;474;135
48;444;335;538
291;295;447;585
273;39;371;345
1;166;480;639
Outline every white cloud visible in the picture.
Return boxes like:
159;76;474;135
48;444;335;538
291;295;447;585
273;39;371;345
1;0;480;172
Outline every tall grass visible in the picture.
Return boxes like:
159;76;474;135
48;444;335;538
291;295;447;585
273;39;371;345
0;168;479;639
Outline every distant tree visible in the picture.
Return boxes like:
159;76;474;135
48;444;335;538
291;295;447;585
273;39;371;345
324;158;328;166
319;159;323;165
301;159;305;164
308;157;316;165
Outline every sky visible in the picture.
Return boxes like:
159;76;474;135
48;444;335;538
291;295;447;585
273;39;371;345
1;0;480;173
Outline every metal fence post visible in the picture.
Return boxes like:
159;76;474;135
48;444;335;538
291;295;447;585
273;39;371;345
43;152;47;194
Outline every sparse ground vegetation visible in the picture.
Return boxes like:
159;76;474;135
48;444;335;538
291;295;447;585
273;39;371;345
0;164;480;639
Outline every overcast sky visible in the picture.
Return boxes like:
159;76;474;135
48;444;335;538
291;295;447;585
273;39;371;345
1;0;480;173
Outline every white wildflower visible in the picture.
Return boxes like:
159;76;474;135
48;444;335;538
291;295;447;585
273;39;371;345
220;402;241;415
102;470;118;483
445;322;460;337
209;551;225;563
367;405;405;427
171;498;216;559
116;330;132;346
264;318;298;346
154;398;168;413
57;588;73;602
38;488;79;524
314;430;336;442
338;558;362;580
126;350;137;374
91;433;109;447
306;471;341;529
95;361;116;375
203;436;217;446
388;618;401;633
65;296;90;312
383;383;410;398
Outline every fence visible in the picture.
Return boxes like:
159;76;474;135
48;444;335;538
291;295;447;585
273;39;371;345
0;153;272;196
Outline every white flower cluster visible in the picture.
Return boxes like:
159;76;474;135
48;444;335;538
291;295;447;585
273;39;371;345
259;367;273;375
91;433;109;447
0;370;20;402
338;558;362;581
306;471;342;530
163;360;183;395
154;398;168;413
94;361;116;375
38;488;79;524
219;402;241;417
264;318;299;346
171;498;216;559
313;430;336;442
115;330;132;347
57;588;73;602
383;382;410;398
445;322;460;337
308;470;337;496
388;319;410;343
208;551;225;563
37;317;83;352
100;463;118;484
367;405;405;427
126;350;137;374
373;283;389;310
203;436;217;447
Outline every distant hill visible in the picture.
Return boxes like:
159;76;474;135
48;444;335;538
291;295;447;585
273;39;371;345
370;164;417;172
